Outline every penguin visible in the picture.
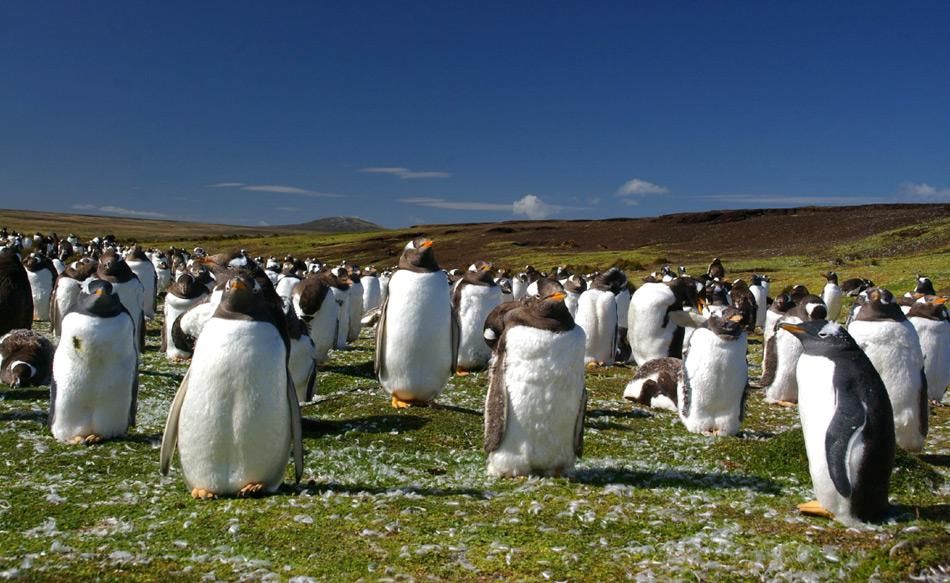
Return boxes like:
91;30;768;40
379;269;392;304
0;247;33;336
346;267;364;343
361;268;382;313
761;293;793;380
160;273;303;498
163;273;210;361
840;277;874;297
484;287;586;477
749;274;769;330
50;258;97;337
706;257;725;281
50;279;138;444
328;267;352;349
627;277;705;365
375;238;459;408
452;261;502;373
911;274;937;297
848;288;928;451
728;279;757;332
906;299;949;403
95;251;145;352
511;272;528;301
822;272;843;322
23;253;57;321
291;274;336;365
125;246;158;319
677;307;748;435
780;320;895;525
561;274;586;319
275;272;301;304
574;268;622;366
284;298;317;404
0;329;53;388
762;295;827;405
153;256;172;295
623;357;681;412
613;274;634;363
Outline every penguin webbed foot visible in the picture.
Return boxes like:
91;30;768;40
772;400;798;408
798;500;834;519
391;394;429;409
191;488;217;500
69;434;103;446
237;482;266;498
455;368;471;377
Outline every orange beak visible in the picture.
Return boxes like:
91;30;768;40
94;288;106;296
550;291;567;302
229;279;248;290
419;239;433;248
779;323;805;334
728;313;743;323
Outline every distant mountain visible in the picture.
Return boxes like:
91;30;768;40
283;216;383;233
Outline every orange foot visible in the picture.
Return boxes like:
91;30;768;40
238;482;265;498
798;500;834;519
773;400;798;408
455;369;471;377
391;394;429;409
191;488;217;500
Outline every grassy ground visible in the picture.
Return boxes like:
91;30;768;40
0;236;948;580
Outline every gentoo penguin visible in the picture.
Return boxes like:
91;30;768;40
375;238;459;407
511;273;528;301
50;258;97;337
911;274;937;297
749;274;769;330
728;279;757;332
125;246;158;319
50;279;138;444
361;267;382;313
346;267;364;343
0;329;53;388
848;289;928;451
379;270;392;303
292;274;336;365
328;267;352;349
160;273;303;498
780;320;895;525
163;274;209;361
284;299;317;403
484;288;586;477
762;295;827;405
706;257;725;280
96;251;145;352
275;272;301;305
677;308;748;435
494;270;514;304
623;357;681;412
840;277;874;297
562;274;587;318
612;273;634;362
906;299;949;403
627;277;705;365
821;272;843;322
153;256;172;295
0;247;33;335
23;253;57;321
574;268;622;366
452;261;502;373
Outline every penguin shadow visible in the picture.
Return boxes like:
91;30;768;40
0;409;48;424
917;454;950;467
321;361;376;380
0;388;50;401
431;403;481;417
891;504;950;523
302;415;430;438
571;467;781;494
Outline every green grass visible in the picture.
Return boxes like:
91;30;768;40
0;237;948;580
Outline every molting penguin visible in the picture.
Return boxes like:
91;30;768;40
484;288;586;477
375;238;459;408
762;295;827;405
0;247;33;335
96;251;145;352
706;257;726;281
627;277;705;365
452;261;502;373
574;268;622;366
163;274;209;361
511;272;528;301
728;279;758;332
126;246;158;318
23;253;57;321
821;272;843;322
848;289;928;451
906;299;949;403
780;320;895;525
160;273;303;498
50;279;138;444
623;357;681;412
153;256;172;295
292;274;336;365
0;329;53;388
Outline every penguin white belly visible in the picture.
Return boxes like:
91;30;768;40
27;270;54;321
52;278;82;335
275;277;300;304
380;271;452;402
678;329;747;435
51;312;136;442
379;276;390;302
128;260;157;318
347;282;364;342
910;317;949;402
574;289;617;365
155;268;172;294
628;284;676;365
526;280;539;297
615;289;631;328
289;335;317;403
296;296;337;365
822;284;843;322
764;318;804;404
113;279;145;347
164;295;204;360
331;287;351;349
511;279;526;300
487;325;586;477
565;292;580;318
53;259;66;274
177;319;291;494
796;354;854;520
457;285;502;370
848;320;927;451
362;277;382;312
751;286;767;329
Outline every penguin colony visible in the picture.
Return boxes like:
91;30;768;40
0;226;947;526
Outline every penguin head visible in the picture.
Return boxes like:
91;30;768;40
220;274;263;314
707;307;746;340
789;284;810;302
80;279;124;315
668;277;706;313
779;320;858;355
854;287;906;322
824;271;838;284
593;267;627;294
564;274;587;294
400;238;439;271
914;274;936;296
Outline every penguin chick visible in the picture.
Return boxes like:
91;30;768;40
0;329;53;388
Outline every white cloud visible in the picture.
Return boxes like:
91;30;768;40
361;167;452;180
208;182;246;187
72;204;169;219
616;178;669;197
513;195;558;220
208;182;343;198
898;182;950;200
398;197;513;211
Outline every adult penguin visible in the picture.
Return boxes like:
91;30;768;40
840;277;874;297
154;256;173;295
911;274;937;297
292;273;336;365
0;247;33;335
907;299;949;403
848;288;928;451
511;272;528;301
780;320;895;525
484;287;586;477
762;295;827;405
327;267;352;349
749;274;770;331
50;258;97;337
706;257;725;281
96;250;145;352
346;266;364;343
160;272;303;498
23;253;57;322
163;273;209;361
126;246;158;319
375;238;459;408
284;298;317;404
821;272;843;322
452;260;502;373
562;274;587;319
575;268;622;366
361;267;382;313
0;329;53;388
50;279;138;444
627;276;705;365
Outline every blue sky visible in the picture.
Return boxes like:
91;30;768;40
1;2;948;228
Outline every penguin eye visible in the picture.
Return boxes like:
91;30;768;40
817;332;829;338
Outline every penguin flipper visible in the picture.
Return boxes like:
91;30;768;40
128;364;139;428
374;296;389;379
483;348;507;453
305;358;317;402
450;307;461;375
286;375;304;483
574;387;587;458
160;368;191;476
48;376;57;428
825;395;866;498
918;368;929;438
760;332;778;387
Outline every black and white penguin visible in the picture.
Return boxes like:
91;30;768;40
327;267;352;349
484;287;586;476
562;274;587;319
623;357;681;412
749;274;770;330
706;257;725;281
125;246;158;318
574;268;624;366
511;272;528;301
906;299;949;403
821;272;843;322
96;250;145;352
911;274;937;297
153;255;172;295
161;272;303;498
163;274;209;361
23;253;57;322
50;258;97;337
50;279;138;444
840;277;874;297
345;266;364;343
452;261;502;373
375;238;459;408
0;329;53;388
627;277;705;365
848;288;928;451
284;298;317;404
292;273;336;365
0;247;33;336
762;294;827;405
780;320;895;525
361;267;382;313
729;279;758;332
